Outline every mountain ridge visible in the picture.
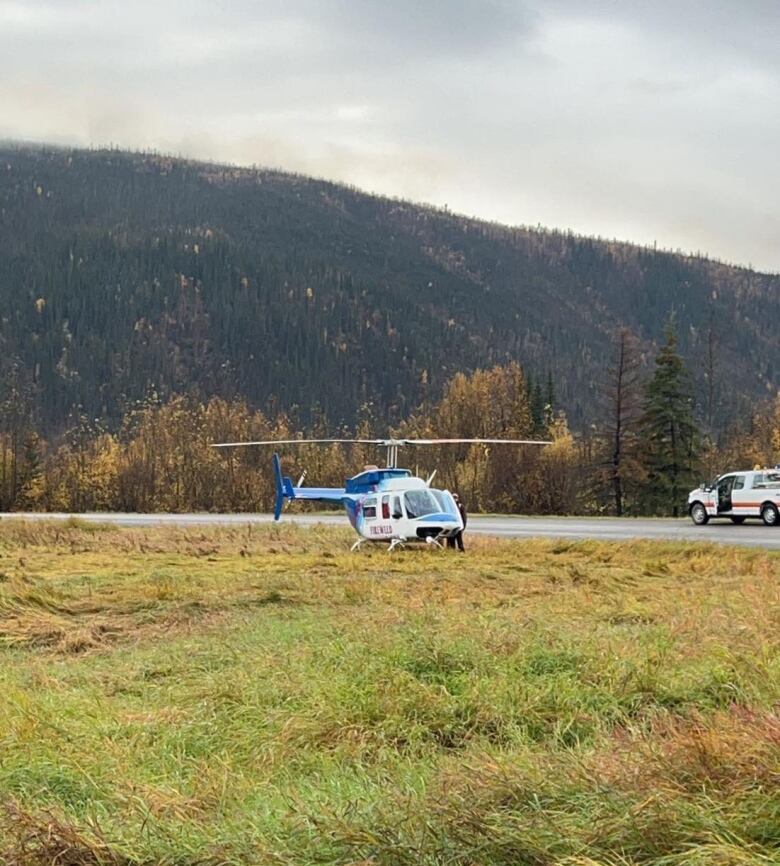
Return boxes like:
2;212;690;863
9;139;774;274
1;143;778;434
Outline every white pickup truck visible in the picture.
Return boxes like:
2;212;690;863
688;469;780;526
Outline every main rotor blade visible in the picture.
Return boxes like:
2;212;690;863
211;437;553;448
210;438;386;448
401;438;553;446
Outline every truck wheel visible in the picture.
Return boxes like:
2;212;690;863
690;502;709;525
761;503;779;526
730;516;746;525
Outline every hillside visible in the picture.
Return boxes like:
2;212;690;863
1;144;778;434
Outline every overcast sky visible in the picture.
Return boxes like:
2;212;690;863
1;0;778;271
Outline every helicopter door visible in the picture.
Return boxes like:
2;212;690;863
379;495;395;537
361;494;392;540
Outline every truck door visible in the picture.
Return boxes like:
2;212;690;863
730;475;749;513
716;475;735;513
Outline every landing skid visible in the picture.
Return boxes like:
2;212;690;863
350;537;398;553
350;536;446;553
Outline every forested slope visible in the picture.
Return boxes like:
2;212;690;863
1;144;777;434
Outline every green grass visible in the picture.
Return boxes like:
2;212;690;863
0;521;778;865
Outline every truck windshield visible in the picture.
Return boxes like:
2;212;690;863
404;490;440;519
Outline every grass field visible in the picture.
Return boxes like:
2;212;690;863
0;520;778;866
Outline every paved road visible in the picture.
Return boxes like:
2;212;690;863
2;512;779;550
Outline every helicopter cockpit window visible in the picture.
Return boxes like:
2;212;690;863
363;499;377;519
404;490;439;519
432;489;459;517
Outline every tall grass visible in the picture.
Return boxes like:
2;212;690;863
0;520;777;864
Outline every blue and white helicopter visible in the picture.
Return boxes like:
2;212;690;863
212;438;550;551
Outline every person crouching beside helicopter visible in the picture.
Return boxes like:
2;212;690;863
447;493;467;552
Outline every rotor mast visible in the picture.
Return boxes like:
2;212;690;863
386;441;399;468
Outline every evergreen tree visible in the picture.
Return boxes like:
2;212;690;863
530;381;545;435
639;322;700;516
545;369;555;412
598;328;644;516
543;370;556;430
16;431;43;506
0;356;37;509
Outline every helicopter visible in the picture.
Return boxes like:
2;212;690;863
211;438;551;551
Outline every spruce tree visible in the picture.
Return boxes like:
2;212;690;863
530;380;545;434
640;323;700;516
599;328;643;516
544;369;556;430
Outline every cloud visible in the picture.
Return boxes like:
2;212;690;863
0;0;778;271
321;0;535;56
0;0;87;29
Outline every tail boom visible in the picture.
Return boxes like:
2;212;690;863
272;453;349;520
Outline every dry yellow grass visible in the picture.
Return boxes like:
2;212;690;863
0;519;777;865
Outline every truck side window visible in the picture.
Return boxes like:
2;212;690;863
733;477;745;490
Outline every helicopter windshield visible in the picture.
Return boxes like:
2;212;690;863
432;489;459;517
404;489;440;519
